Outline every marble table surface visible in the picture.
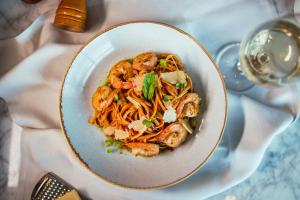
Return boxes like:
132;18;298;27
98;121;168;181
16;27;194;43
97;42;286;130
0;0;299;200
208;118;300;200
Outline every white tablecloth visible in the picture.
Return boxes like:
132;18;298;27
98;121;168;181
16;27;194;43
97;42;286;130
0;0;299;199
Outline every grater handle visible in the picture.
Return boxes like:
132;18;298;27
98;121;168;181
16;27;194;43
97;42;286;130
31;172;91;200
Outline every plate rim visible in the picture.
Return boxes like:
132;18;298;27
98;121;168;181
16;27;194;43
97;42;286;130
59;20;228;190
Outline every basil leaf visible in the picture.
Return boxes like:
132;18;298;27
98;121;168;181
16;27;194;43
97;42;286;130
142;119;153;128
148;84;155;100
142;71;157;100
159;59;168;69
142;81;149;100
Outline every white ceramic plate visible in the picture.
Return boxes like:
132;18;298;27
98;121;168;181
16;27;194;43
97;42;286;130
59;22;227;189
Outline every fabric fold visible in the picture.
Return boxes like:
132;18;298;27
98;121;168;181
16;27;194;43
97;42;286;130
5;94;293;200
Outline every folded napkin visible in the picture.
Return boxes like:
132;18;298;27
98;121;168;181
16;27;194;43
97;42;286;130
0;1;299;199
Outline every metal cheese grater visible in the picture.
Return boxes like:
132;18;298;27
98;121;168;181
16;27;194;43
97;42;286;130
31;172;89;200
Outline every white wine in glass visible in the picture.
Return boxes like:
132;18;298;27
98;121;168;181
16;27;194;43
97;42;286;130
216;17;300;91
240;20;300;85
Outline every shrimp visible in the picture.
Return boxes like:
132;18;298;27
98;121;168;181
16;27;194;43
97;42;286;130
132;52;158;71
154;122;187;148
92;86;119;112
176;93;200;118
125;142;159;157
108;61;134;89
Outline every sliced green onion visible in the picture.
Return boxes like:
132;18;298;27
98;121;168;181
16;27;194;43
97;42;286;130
163;95;171;102
159;59;168;69
114;141;123;149
114;94;119;102
175;82;187;89
104;139;113;147
101;77;109;86
127;59;133;64
189;118;197;128
104;138;124;154
181;82;187;88
106;148;113;153
142;119;153;128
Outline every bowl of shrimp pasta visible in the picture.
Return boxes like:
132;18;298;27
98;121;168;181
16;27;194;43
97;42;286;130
60;22;227;189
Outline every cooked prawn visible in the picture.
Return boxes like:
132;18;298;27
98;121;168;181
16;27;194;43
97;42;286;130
92;86;119;112
132;52;158;71
176;93;200;118
125;142;159;157
108;61;134;89
154;122;187;148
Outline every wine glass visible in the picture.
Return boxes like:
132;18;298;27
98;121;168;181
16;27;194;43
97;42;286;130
216;15;300;92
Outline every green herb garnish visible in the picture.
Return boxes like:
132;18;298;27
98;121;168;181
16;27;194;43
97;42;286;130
142;119;153;128
163;95;171;102
127;59;133;64
142;71;157;100
114;140;123;149
104;139;114;147
114;93;119;102
181;82;187;88
106;148;113;153
175;82;187;89
104;138;124;153
159;59;168;69
189;118;197;128
101;77;109;86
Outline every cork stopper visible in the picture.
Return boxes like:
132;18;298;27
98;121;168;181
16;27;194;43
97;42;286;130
53;0;87;32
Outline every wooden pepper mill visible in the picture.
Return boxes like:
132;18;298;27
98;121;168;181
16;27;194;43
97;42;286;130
53;0;87;32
